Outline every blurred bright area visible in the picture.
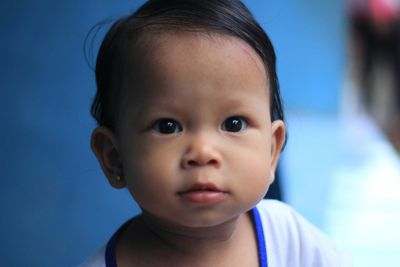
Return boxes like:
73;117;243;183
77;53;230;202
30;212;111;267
1;0;400;266
282;113;400;266
269;0;400;266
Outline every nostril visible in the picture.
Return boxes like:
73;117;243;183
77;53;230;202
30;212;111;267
209;159;218;165
186;159;218;167
188;160;197;166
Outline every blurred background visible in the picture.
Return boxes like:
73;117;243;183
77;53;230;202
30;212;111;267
1;0;399;266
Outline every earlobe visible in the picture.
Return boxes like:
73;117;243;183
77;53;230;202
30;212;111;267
270;120;286;177
91;127;126;189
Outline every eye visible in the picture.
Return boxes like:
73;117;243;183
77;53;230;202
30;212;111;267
152;119;182;134
221;116;248;132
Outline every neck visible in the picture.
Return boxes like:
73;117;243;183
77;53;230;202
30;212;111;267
118;210;258;266
140;211;247;256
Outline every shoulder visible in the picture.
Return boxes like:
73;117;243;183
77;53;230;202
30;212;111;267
77;246;106;267
256;200;352;267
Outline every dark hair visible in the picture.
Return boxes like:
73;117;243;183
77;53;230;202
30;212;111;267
90;0;285;134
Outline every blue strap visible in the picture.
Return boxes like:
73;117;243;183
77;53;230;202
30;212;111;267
105;226;120;267
252;207;268;267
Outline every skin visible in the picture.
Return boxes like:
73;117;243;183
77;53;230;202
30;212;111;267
91;32;286;266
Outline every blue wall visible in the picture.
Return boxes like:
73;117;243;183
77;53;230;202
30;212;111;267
0;1;345;266
250;1;346;113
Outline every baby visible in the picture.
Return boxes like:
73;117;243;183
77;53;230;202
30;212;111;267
81;0;351;266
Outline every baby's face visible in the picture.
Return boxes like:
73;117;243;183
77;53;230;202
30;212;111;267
116;33;284;227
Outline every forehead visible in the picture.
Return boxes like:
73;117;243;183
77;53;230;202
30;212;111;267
147;31;267;75
120;31;269;104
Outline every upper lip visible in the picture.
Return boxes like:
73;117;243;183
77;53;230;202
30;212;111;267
179;182;223;193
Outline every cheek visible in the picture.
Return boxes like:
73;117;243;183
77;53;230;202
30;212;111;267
240;153;271;195
121;141;180;204
229;135;272;201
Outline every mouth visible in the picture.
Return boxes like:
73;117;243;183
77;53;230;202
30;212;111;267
178;182;226;204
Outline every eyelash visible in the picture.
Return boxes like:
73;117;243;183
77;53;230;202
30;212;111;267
150;116;249;135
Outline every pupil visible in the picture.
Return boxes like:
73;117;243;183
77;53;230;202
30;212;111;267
160;120;176;133
227;118;241;132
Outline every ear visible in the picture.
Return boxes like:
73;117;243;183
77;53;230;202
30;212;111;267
91;127;126;189
270;120;286;182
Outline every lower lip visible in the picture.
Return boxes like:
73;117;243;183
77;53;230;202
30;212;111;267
179;191;226;204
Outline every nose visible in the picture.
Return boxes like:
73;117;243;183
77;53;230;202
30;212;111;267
181;137;222;169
